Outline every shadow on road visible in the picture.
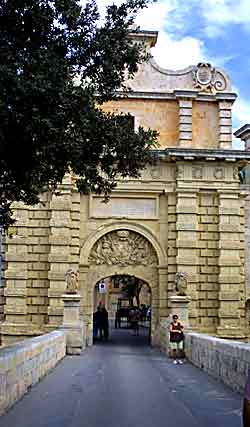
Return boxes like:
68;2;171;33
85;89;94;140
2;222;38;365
94;320;151;348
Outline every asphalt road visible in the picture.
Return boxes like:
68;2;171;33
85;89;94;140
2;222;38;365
0;325;242;427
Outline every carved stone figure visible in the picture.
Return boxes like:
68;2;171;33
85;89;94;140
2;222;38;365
65;269;79;294
214;167;225;180
192;166;203;180
89;230;157;267
176;165;184;180
175;272;188;296
233;166;239;181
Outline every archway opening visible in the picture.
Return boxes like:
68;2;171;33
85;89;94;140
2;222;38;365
93;274;152;346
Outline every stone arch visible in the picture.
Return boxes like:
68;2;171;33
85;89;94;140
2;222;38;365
79;222;167;346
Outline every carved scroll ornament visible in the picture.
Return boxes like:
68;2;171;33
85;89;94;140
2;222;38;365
89;230;158;267
193;63;227;93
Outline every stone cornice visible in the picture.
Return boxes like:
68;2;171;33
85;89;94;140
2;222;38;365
234;124;250;141
152;148;250;162
115;90;237;102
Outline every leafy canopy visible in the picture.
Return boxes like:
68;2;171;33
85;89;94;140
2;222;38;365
0;0;158;227
114;274;146;307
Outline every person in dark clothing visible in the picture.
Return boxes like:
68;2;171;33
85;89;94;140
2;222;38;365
169;314;184;364
93;306;102;342
100;306;109;341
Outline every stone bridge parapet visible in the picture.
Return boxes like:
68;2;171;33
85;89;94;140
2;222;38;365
185;332;250;394
0;330;66;415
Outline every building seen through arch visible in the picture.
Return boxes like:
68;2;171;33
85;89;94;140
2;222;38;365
1;29;250;346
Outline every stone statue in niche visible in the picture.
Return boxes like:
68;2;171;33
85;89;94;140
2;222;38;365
89;230;157;267
176;165;184;180
192;166;203;180
233;166;239;181
65;268;79;294
175;272;188;296
214;167;225;180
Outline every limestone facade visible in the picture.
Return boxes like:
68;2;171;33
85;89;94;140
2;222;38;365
1;30;250;346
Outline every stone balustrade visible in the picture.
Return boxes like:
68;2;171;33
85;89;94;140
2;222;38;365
0;330;66;415
185;332;250;393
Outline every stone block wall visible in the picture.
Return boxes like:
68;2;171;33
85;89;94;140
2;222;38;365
185;332;250;394
243;188;250;302
0;330;66;415
0;288;5;323
198;192;219;332
0;232;6;325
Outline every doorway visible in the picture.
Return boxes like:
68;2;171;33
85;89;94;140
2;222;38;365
93;275;152;346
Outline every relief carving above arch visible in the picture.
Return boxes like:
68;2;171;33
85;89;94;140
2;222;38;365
88;229;158;267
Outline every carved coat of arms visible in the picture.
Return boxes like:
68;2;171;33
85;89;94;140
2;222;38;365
89;230;157;267
193;63;226;93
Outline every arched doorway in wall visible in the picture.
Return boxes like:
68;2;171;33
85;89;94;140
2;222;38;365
79;223;167;347
93;274;152;345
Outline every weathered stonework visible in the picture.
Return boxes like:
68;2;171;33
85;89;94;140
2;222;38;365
0;331;65;415
0;30;249;345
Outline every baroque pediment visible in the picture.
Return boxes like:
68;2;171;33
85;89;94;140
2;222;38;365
125;30;231;95
126;60;231;94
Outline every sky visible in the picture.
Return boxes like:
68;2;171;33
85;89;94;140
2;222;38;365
84;0;250;149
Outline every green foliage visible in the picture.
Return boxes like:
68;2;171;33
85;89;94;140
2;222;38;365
0;0;158;228
115;275;143;306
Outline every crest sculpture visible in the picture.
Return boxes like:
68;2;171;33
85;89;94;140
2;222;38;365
89;230;157;267
193;63;226;93
175;272;188;296
65;269;79;294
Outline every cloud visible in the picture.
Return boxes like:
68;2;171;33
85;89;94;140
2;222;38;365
232;89;250;149
151;32;207;70
233;96;250;126
202;0;250;26
198;0;250;37
136;0;208;70
80;0;208;70
79;0;249;145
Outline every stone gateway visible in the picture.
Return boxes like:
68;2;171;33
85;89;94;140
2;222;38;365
1;29;250;346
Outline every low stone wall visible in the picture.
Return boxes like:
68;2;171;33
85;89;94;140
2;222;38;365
185;332;250;394
0;330;66;415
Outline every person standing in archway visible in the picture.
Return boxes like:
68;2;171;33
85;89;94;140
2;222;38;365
129;306;140;336
100;306;109;341
169;314;184;364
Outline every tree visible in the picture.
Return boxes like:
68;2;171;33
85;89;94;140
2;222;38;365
116;275;143;306
0;0;158;228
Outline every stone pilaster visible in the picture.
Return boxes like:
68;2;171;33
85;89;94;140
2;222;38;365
167;193;177;298
178;99;193;147
26;194;50;328
0;229;5;322
79;265;90;345
217;191;245;338
158;267;168;319
198;192;219;333
48;175;74;328
218;101;232;149
4;206;29;324
176;189;199;326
